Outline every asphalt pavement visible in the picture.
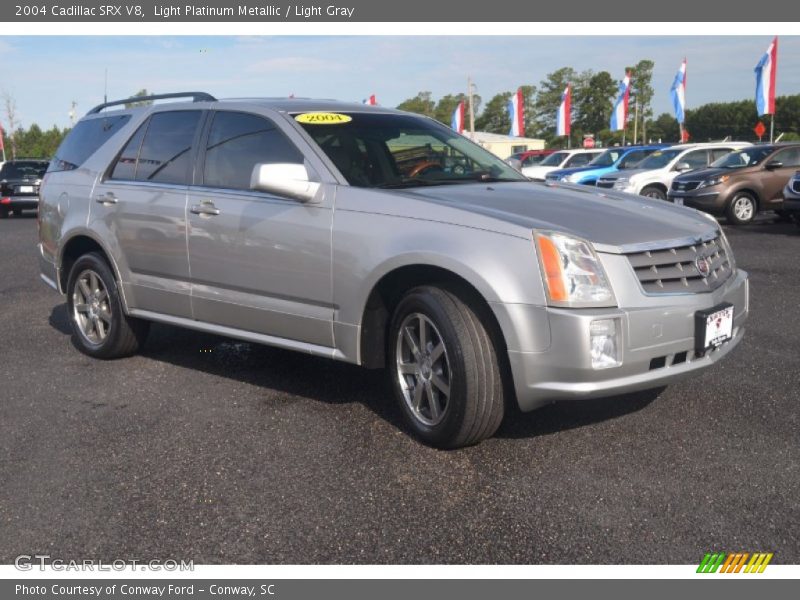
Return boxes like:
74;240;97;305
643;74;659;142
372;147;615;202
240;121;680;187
0;212;798;564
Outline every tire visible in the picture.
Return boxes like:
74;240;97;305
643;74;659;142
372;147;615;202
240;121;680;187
388;285;504;449
641;185;667;201
66;252;149;359
726;192;757;225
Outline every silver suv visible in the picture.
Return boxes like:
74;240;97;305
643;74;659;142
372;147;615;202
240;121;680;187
38;93;749;448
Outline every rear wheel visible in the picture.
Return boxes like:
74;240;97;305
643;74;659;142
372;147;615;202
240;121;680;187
641;185;667;201
66;252;149;359
389;285;504;449
726;192;757;225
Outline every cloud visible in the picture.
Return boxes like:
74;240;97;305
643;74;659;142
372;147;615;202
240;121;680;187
245;56;345;73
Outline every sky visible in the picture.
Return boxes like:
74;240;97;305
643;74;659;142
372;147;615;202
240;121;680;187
1;35;798;130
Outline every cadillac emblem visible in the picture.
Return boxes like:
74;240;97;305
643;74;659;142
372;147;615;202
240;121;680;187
695;256;711;277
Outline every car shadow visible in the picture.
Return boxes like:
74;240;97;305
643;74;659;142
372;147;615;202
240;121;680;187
722;216;800;236
48;304;661;443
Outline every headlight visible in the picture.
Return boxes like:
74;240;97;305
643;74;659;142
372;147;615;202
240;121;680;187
717;226;737;272
565;173;583;183
534;231;616;307
697;175;729;189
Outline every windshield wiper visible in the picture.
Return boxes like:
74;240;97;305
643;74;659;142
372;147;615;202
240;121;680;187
374;178;464;189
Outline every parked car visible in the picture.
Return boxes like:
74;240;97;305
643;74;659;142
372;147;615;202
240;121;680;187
596;142;751;200
505;149;556;171
522;148;604;181
0;159;49;218
668;144;800;225
782;170;800;226
38;92;749;448
546;145;666;185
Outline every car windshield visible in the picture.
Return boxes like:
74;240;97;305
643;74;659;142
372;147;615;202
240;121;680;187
711;147;773;168
638;149;683;170
539;151;570;166
587;149;623;168
294;112;526;188
0;161;49;179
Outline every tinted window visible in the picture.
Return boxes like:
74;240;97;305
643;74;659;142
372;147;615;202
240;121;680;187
203;112;303;190
539;152;569;166
710;148;735;162
618;150;651;169
0;161;49;179
135;111;201;185
296;112;524;188
522;154;547;167
638;149;682;170
681;149;710;168
566;153;594;167
48;115;131;172
110;122;146;181
712;147;773;168
770;147;800;168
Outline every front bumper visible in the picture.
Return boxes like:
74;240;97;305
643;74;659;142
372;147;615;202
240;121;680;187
667;189;728;213
496;268;749;412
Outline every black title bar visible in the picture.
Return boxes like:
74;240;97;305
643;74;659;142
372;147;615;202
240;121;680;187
2;0;788;22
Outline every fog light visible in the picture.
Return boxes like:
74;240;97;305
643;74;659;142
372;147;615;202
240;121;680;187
590;318;621;369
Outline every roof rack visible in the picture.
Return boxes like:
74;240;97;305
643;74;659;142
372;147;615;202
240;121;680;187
87;92;217;115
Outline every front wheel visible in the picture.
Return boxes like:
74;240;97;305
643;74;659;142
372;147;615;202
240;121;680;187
726;192;757;225
66;252;149;359
641;185;667;201
389;285;504;449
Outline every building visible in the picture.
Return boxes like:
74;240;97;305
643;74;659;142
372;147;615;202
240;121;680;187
463;131;546;159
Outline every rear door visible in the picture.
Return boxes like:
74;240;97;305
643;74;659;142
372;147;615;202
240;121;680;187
187;110;334;347
92;110;203;317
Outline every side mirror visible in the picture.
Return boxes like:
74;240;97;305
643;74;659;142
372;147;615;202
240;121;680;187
765;161;784;170
674;162;693;172
250;163;320;202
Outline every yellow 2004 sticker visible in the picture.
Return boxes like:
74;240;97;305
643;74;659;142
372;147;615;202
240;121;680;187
295;112;353;125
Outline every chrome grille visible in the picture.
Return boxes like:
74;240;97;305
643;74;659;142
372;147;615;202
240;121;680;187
626;236;732;294
671;180;700;192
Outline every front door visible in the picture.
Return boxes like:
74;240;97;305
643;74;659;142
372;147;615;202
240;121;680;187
187;110;334;348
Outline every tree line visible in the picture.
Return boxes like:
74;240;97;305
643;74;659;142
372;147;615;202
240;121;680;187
3;78;799;161
398;62;800;146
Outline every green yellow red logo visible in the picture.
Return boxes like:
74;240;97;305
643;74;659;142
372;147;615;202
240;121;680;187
697;552;773;573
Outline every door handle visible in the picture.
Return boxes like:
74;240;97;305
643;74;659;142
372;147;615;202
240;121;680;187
94;192;118;205
190;203;221;216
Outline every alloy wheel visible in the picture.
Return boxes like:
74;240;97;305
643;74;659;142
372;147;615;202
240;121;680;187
72;269;112;345
395;312;452;427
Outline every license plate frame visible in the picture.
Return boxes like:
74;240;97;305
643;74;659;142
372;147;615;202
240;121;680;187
694;303;734;355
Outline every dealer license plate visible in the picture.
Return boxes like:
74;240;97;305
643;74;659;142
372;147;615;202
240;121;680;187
18;185;34;193
695;304;733;353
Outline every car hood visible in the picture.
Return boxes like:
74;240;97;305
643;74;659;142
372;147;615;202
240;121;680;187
601;168;651;181
394;181;717;253
674;166;742;181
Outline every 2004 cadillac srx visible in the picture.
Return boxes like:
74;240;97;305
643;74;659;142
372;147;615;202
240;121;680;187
37;93;749;448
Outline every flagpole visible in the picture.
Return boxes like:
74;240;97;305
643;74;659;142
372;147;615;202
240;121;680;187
770;114;774;143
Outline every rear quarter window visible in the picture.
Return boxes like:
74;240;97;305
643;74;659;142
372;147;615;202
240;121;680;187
48;115;132;173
